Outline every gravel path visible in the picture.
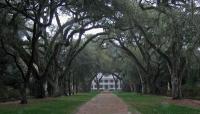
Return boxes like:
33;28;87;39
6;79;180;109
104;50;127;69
75;92;130;114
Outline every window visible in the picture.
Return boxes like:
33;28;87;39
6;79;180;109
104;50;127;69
100;80;103;83
110;85;113;88
104;85;108;89
94;85;97;88
104;80;108;83
110;80;113;83
100;85;103;88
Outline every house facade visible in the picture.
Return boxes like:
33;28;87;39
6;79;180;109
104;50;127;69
91;73;122;91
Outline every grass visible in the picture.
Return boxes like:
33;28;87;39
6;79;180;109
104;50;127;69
115;92;200;114
0;92;97;114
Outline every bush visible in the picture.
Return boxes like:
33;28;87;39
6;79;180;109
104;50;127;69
182;85;200;99
0;86;20;102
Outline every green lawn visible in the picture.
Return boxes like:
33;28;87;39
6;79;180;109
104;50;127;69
115;92;200;114
0;93;97;114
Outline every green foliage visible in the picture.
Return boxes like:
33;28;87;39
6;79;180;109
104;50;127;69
0;50;22;100
0;86;20;102
182;85;200;100
0;0;200;101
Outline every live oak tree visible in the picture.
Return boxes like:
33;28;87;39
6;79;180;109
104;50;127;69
0;0;200;103
137;0;200;99
0;0;114;103
101;0;200;98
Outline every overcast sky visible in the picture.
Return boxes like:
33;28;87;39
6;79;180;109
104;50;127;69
50;14;103;37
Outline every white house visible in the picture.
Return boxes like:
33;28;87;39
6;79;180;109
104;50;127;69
91;73;122;91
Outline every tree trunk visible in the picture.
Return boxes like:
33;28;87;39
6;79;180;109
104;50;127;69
20;82;28;104
133;84;137;92
35;79;46;98
75;80;79;94
96;81;100;91
169;56;185;99
52;78;60;96
38;81;46;98
129;83;133;92
43;80;48;96
114;80;117;91
140;75;148;94
113;76;118;91
68;77;71;96
150;82;158;94
137;68;147;94
72;76;75;95
63;77;67;96
146;80;151;94
52;85;60;96
141;81;146;94
171;73;182;99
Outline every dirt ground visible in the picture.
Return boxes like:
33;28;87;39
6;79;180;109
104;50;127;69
75;92;130;114
166;98;200;108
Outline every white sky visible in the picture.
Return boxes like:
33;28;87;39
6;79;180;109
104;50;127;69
22;14;103;41
50;14;103;36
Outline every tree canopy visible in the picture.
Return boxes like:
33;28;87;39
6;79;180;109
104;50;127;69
0;0;200;103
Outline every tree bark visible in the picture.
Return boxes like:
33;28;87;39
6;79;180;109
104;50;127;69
68;77;71;96
75;80;79;94
112;75;118;91
20;82;28;104
72;76;75;95
52;78;60;96
146;80;151;94
94;75;103;91
141;81;146;94
129;83;133;92
133;84;137;92
169;56;186;99
35;79;46;98
96;81;100;91
171;72;182;99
